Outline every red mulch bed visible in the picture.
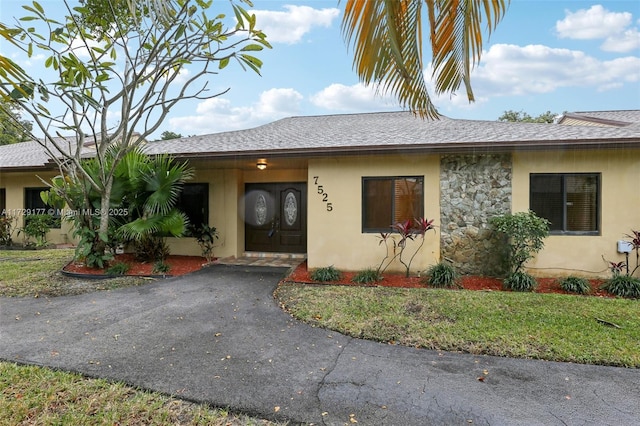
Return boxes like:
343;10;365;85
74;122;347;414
283;262;611;297
63;254;209;277
64;256;611;297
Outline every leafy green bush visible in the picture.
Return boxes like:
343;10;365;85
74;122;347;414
601;275;640;298
559;276;591;294
153;261;171;274
106;262;130;276
422;262;458;288
491;211;549;274
0;216;18;246
73;226;114;269
503;271;537;292
21;214;56;248
352;268;381;284
311;266;342;282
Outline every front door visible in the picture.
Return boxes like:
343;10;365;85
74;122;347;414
245;183;307;253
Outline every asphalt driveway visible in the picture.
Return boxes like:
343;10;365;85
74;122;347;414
1;264;639;425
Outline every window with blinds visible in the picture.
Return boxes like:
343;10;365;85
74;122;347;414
530;173;600;234
362;177;424;232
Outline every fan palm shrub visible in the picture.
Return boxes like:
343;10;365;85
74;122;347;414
118;153;194;261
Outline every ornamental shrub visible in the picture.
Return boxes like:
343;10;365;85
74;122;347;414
503;271;537;292
559;276;591;295
106;262;130;276
491;211;550;274
422;262;458;288
601;275;640;299
311;266;342;282
352;268;381;284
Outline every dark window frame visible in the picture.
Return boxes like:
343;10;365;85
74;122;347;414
361;176;424;233
529;173;601;235
24;187;61;229
0;188;5;216
177;183;209;236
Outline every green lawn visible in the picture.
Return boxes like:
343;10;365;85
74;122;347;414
0;249;146;297
0;362;280;425
276;283;640;367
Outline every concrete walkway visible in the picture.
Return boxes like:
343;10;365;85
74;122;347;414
1;265;638;425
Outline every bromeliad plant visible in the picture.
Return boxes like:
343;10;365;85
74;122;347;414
377;217;435;277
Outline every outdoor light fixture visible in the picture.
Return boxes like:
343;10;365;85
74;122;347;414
256;159;267;170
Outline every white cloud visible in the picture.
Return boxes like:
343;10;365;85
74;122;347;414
468;44;640;97
169;88;303;135
253;5;339;44
310;83;399;112
556;5;640;53
601;28;640;53
556;5;632;39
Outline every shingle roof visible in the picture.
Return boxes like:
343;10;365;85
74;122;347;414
0;136;91;169
2;111;639;169
144;111;640;158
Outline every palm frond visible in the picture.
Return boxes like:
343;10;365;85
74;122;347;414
342;0;509;117
429;0;509;100
142;154;194;216
118;215;163;240
342;0;439;119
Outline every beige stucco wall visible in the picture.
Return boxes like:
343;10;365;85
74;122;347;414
0;170;75;245
4;147;637;280
512;148;640;278
307;154;440;274
167;164;307;258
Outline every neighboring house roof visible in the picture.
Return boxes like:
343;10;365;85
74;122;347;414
557;110;640;128
1;110;639;169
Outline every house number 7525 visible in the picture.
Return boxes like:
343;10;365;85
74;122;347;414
313;176;333;211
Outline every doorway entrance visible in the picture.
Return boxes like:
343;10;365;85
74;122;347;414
244;183;307;253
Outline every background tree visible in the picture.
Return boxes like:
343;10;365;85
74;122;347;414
498;110;559;123
1;0;269;260
159;131;183;141
0;99;33;145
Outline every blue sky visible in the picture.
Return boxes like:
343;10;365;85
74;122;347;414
2;0;639;139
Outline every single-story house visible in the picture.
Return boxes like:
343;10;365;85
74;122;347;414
1;110;639;278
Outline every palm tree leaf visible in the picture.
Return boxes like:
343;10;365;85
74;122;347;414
118;215;163;240
160;210;189;237
430;0;509;99
342;0;439;119
343;0;509;117
142;154;193;216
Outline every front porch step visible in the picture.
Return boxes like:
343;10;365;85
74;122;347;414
218;252;305;268
242;252;306;260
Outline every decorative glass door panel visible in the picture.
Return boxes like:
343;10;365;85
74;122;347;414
245;183;306;253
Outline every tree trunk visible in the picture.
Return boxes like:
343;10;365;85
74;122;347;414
97;175;114;255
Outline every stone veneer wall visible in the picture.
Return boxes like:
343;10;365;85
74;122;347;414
439;154;512;276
